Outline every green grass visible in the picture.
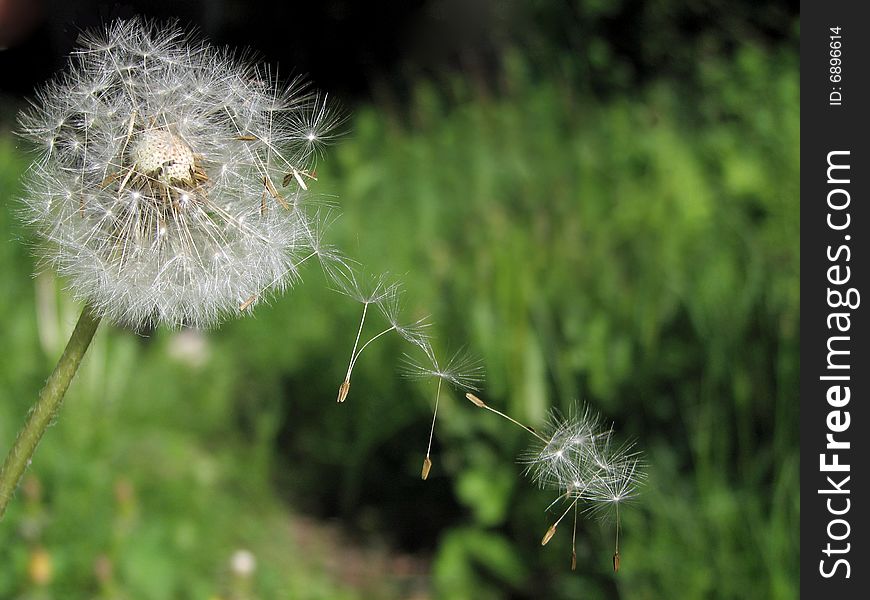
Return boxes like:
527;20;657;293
0;41;798;599
0;138;371;600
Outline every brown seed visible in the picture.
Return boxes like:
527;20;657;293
282;168;308;190
465;392;487;408
541;524;557;546
571;550;577;571
421;457;432;480
235;135;257;141
613;551;621;573
263;176;289;209
239;295;257;311
337;380;350;403
283;168;316;189
192;165;209;182
99;171;119;189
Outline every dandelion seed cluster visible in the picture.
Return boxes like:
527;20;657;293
522;407;644;570
523;407;642;511
523;407;644;517
18;18;342;327
466;393;644;568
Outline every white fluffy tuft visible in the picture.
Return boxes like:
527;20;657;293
521;406;646;514
18;17;344;328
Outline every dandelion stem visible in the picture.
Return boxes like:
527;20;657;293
571;500;578;571
0;304;101;519
612;503;622;573
425;378;444;462
552;497;580;532
338;302;368;402
465;393;548;444
616;503;620;554
345;303;368;380
348;325;397;372
541;496;581;546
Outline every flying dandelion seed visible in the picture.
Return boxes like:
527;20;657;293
520;406;609;491
402;350;483;479
467;394;644;571
18;17;345;328
333;271;432;403
579;450;646;572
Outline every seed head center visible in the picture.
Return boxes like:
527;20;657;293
131;129;196;184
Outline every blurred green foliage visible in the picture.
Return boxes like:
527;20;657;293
0;147;375;598
1;31;797;600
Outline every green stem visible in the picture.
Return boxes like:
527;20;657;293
0;304;101;519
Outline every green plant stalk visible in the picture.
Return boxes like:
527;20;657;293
0;304;101;519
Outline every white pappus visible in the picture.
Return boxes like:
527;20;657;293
18;17;344;328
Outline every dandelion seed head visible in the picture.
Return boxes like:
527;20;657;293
522;406;603;490
521;405;644;512
17;17;343;328
580;454;646;519
289;92;346;161
400;348;484;391
374;287;433;354
131;129;196;183
331;269;397;306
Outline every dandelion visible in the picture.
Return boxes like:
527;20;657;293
333;271;432;403
18;17;343;328
230;549;257;578
229;549;257;600
0;17;342;518
402;350;483;479
466;393;644;571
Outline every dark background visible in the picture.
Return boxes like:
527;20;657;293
2;0;798;100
